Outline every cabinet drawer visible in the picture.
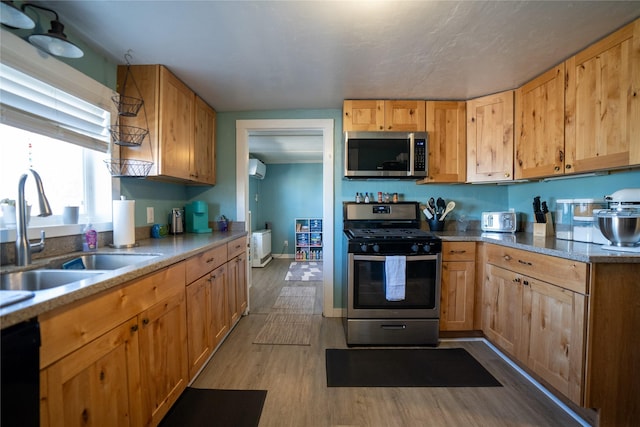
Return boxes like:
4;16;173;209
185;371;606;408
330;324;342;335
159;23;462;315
39;262;186;368
227;236;247;259
442;241;476;261
186;244;227;283
486;244;588;294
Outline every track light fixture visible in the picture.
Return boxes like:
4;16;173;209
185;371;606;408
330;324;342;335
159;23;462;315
0;0;35;29
20;3;84;58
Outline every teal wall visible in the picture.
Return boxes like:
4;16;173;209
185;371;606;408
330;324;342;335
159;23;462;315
249;163;323;256
6;22;640;310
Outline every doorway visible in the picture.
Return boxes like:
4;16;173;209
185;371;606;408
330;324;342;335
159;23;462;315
235;119;336;317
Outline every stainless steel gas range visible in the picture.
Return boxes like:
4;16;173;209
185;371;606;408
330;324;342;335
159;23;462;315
343;201;442;346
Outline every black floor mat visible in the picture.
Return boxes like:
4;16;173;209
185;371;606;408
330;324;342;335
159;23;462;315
159;388;267;427
326;348;502;387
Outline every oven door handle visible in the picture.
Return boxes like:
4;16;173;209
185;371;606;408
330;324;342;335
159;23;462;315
352;254;439;262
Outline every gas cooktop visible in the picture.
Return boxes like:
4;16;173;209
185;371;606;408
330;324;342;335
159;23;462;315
344;228;438;240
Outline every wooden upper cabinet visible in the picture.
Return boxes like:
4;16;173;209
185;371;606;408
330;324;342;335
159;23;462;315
515;65;565;179
193;96;216;185
466;91;514;182
565;19;640;173
384;100;426;131
343;100;425;132
117;65;216;185
343;100;384;131
159;66;193;181
419;101;466;183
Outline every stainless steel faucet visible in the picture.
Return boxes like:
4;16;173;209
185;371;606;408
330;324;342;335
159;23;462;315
15;169;52;266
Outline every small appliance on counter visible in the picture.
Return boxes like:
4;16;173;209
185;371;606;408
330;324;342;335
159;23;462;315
185;200;212;233
169;208;184;234
595;188;640;252
481;211;517;233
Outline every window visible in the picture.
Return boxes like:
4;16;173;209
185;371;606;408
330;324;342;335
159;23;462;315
0;29;117;240
0;124;112;228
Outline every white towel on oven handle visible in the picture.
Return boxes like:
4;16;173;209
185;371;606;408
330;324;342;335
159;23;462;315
385;255;406;301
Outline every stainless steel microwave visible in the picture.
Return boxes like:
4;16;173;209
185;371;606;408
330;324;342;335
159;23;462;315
344;131;428;178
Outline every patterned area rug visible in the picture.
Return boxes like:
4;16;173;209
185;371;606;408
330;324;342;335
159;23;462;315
284;261;323;281
253;286;315;345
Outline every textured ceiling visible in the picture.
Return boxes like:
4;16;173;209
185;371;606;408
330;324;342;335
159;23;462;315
35;1;640;162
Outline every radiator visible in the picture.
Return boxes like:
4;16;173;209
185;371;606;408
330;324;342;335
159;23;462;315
252;229;273;267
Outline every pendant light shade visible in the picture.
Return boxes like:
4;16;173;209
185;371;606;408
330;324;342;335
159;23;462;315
0;1;35;29
21;3;84;58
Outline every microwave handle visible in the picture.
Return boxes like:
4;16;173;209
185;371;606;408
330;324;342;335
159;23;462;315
409;133;415;177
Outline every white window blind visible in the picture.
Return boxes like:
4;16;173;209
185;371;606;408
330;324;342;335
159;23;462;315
0;63;111;152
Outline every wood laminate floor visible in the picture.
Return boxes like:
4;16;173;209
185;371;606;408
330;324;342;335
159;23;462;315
192;258;586;427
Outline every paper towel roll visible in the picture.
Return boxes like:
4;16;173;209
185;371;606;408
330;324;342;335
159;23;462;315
113;199;135;247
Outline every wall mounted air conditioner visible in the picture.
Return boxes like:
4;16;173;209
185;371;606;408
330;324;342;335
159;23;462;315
248;158;266;179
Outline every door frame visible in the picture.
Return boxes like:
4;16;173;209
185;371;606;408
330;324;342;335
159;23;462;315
236;119;337;317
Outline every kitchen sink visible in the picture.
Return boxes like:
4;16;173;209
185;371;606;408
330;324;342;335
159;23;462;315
45;253;161;270
0;270;106;292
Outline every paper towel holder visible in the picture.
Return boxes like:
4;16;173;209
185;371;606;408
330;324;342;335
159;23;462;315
110;196;139;248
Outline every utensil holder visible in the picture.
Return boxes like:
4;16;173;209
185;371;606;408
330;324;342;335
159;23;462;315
533;213;554;237
428;218;445;232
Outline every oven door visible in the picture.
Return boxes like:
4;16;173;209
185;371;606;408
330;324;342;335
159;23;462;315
347;253;441;319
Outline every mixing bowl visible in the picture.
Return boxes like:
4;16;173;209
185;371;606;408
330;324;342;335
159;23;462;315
595;208;640;247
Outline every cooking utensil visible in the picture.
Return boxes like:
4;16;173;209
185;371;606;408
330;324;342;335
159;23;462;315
436;197;446;215
440;201;456;221
422;208;433;220
428;197;436;215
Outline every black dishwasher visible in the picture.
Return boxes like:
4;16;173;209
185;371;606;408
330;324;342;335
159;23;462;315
1;318;40;427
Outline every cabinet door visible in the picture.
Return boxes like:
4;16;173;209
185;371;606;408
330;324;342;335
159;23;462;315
139;292;188;426
44;318;142;427
117;65;159;172
227;259;239;326
383;100;426;132
466;91;514;182
522;278;586;405
422;101;466;183
186;275;213;380
343;100;384;131
565;20;640;173
159;66;194;180
193;96;216;184
515;65;565;179
211;264;229;347
234;253;248;319
482;264;523;359
440;261;475;331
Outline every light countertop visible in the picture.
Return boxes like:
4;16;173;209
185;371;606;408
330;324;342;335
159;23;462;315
0;231;247;329
436;231;640;263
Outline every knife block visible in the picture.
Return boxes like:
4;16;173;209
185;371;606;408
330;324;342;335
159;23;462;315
533;213;554;237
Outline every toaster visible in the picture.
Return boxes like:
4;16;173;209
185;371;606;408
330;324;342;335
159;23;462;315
481;211;517;233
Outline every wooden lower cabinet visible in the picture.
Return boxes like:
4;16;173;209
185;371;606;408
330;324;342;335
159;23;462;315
186;273;213;379
228;252;247;326
39;263;187;427
43;317;142;427
482;264;524;357
210;264;230;346
440;242;475;331
138;292;188;426
227;236;248;328
482;260;587;405
522;277;586;404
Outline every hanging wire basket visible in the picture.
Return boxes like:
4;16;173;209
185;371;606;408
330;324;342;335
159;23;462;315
109;124;148;147
111;94;144;117
104;159;153;178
